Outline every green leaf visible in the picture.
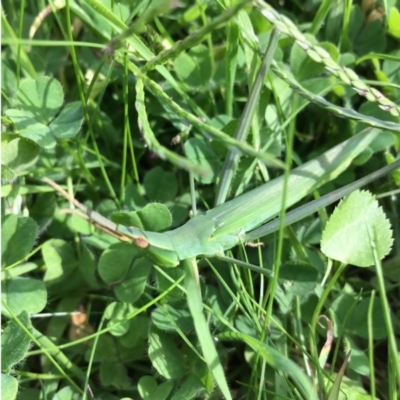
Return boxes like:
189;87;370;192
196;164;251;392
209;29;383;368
114;257;152;303
1;215;37;268
49;102;84;140
331;294;391;339
388;7;400;39
112;203;172;232
184;137;219;184
321;190;393;267
155;267;185;301
170;374;206;400
85;334;118;362
104;302;134;336
138;376;174;400
42;239;78;285
347;340;370;376
1;277;47;317
98;242;140;284
348;6;386;55
173;45;212;88
279;262;319;297
119;315;148;348
52;386;81;400
1;165;15;183
144;166;178;203
1;134;40;175
124;183;147;209
99;360;131;389
148;325;187;379
5;109;55;148
152;304;193;332
13;76;63;123
2;311;32;370
78;243;101;289
1;53;18;99
1;373;19;400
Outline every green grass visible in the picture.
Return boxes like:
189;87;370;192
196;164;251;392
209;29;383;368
2;1;400;399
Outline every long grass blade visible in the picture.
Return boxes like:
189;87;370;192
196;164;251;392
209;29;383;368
245;157;400;241
215;29;281;206
183;258;232;400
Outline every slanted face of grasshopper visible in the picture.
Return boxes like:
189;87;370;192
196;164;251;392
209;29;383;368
44;127;400;268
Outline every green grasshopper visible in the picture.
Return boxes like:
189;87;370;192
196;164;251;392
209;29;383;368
44;128;400;269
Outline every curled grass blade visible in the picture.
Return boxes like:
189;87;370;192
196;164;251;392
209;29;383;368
135;78;205;175
116;52;285;168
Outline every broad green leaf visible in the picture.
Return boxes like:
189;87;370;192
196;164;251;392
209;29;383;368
330;294;390;339
388;7;400;39
382;49;400;88
155;267;185;301
112;203;172;232
119;315;148;348
114;257;152;303
49;102;84;140
152;304;193;332
5;109;55;148
321;190;393;267
104;302;134;336
173;45;212;88
144;166;178;203
78;243;101;289
1;277;47;317
28;193;57;231
124;183;147;209
346;340;370;376
1;134;40;174
348;6;386;55
85;334;118;362
52;386;81;400
1;165;15;183
42;239;78;285
1;52;18;99
1;215;37;268
138;376;174;400
66;212;94;236
99;360;131;389
2;311;32;370
184;137;219;184
148;326;187;379
170;374;207;400
98;242;140;284
279;262;319;297
1;373;18;400
138;203;173;231
13;76;63;123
